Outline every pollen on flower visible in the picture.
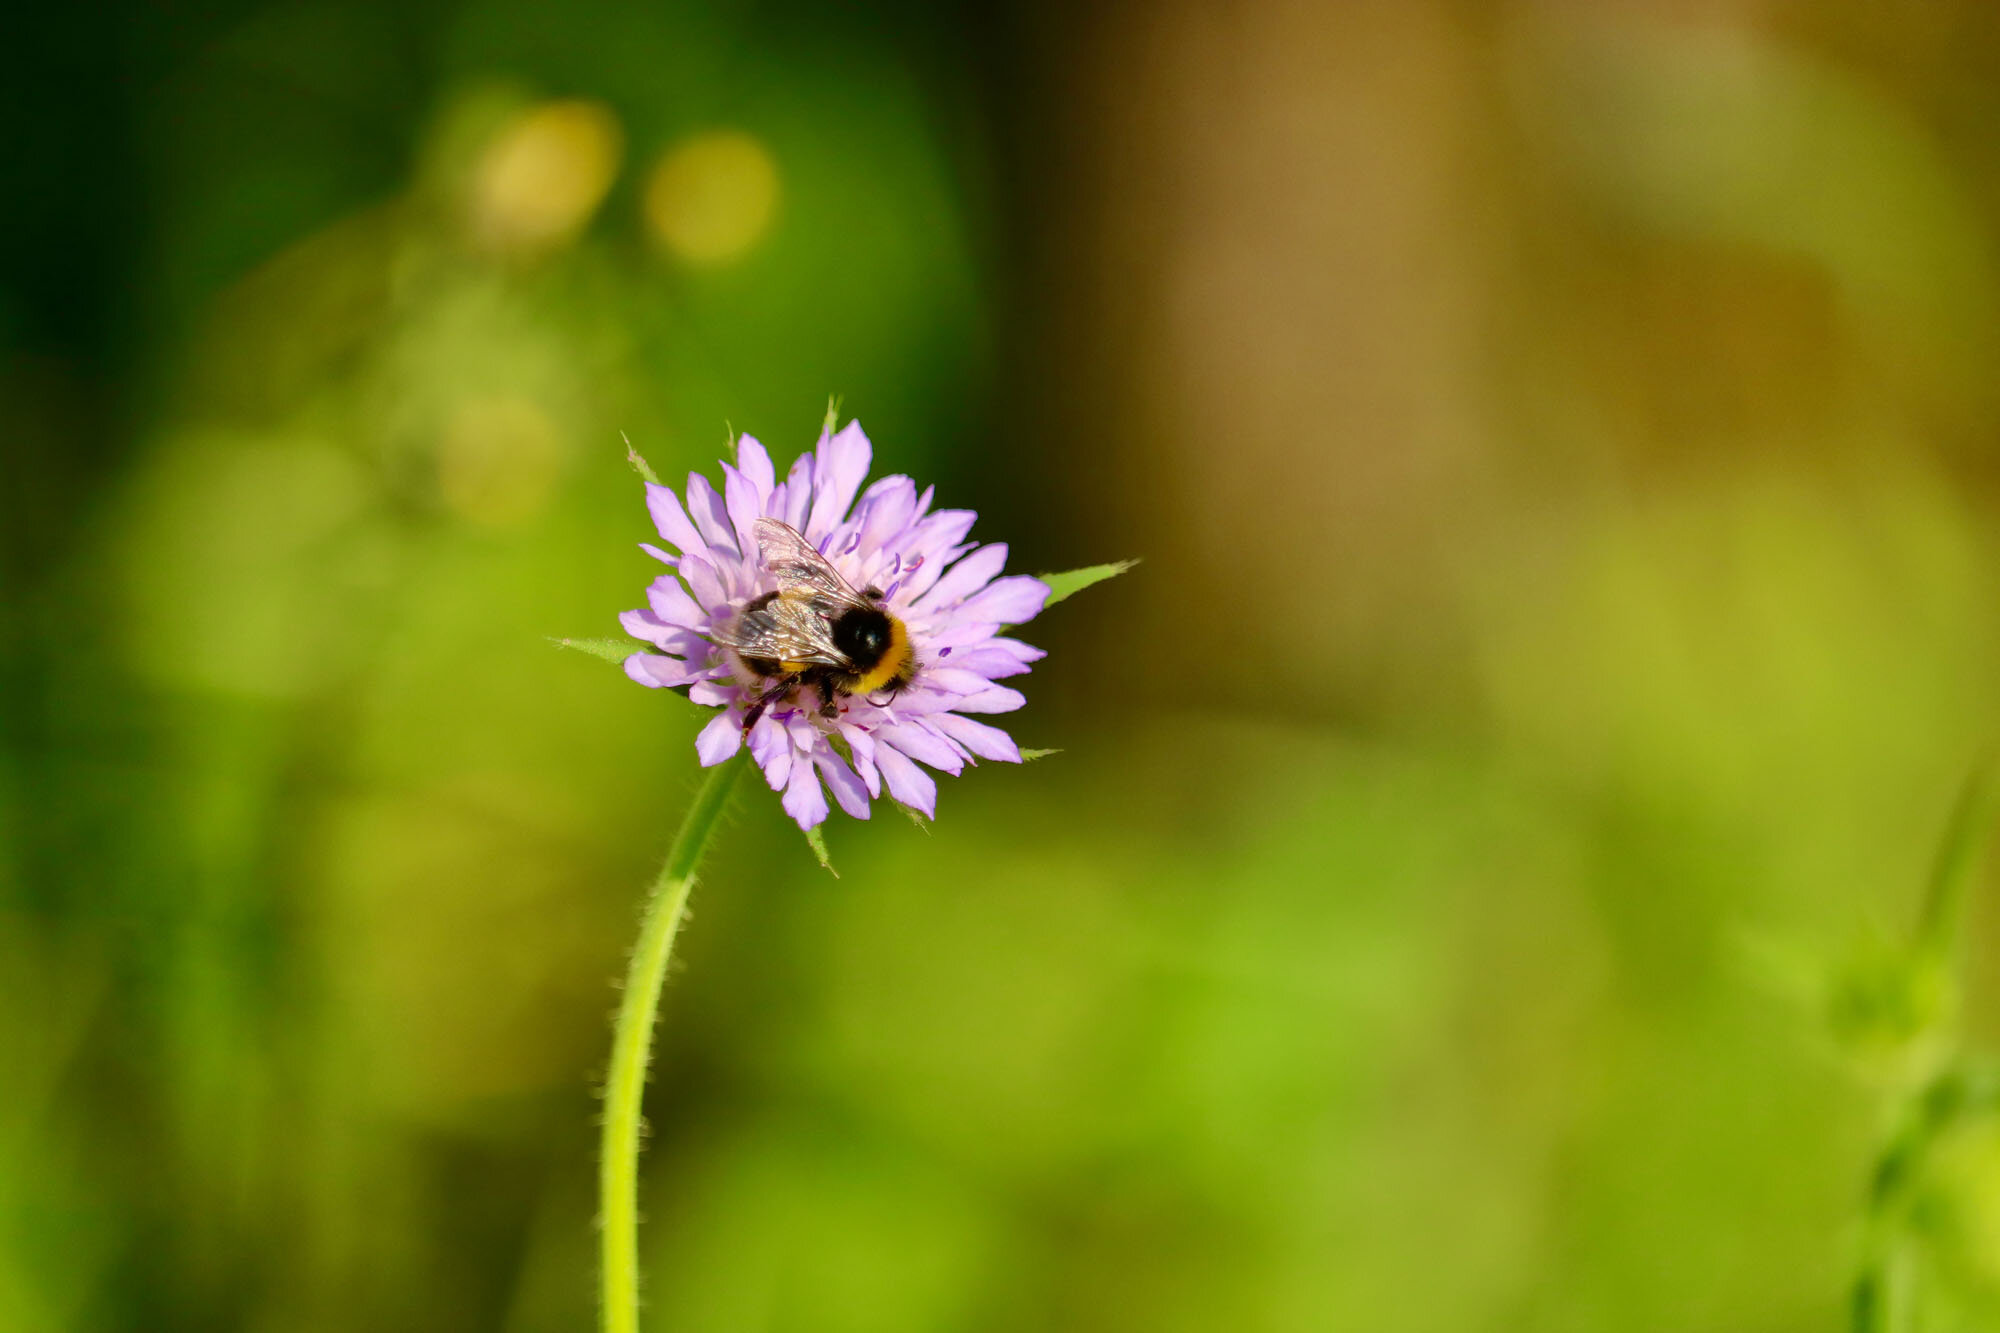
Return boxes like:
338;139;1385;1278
619;420;1050;831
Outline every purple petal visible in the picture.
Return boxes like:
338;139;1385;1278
815;749;873;819
893;515;978;602
844;729;884;797
954;576;1049;627
646;576;705;629
678;553;728;615
619;608;673;646
685;473;737;555
878;723;965;774
919;667;999;697
905;509;977;564
952;685;1027;714
646;483;706;555
640;543;677;566
782;760;829;829
945;638;1044;679
849;473;904;519
784;711;823;758
852;476;918;558
721;463;765;558
782;450;813;530
896;544;973;607
920;620;1002;650
988;635;1046;662
929;713;1022;762
624;653;703;689
736;434;775;495
880;686;960;717
749;717;792;790
638;628;712;669
689;680;734;707
695;714;742;766
806;421;872;539
914;544;1008;612
944;653;1032;681
874;743;937;818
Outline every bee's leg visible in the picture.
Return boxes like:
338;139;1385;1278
807;668;841;720
742;678;795;732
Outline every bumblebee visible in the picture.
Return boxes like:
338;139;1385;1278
714;517;917;730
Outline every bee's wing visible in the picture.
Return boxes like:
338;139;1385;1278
713;591;850;668
754;517;868;609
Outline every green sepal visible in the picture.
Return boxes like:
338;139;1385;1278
1019;748;1061;761
550;636;638;664
803;824;839;877
623;434;660;485
1037;559;1139;608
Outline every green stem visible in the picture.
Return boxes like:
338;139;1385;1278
600;753;744;1333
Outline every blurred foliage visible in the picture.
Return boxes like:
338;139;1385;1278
8;1;2000;1331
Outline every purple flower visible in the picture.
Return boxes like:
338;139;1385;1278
621;422;1049;830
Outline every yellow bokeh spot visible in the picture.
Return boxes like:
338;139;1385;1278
437;395;568;526
644;130;781;264
471;99;623;255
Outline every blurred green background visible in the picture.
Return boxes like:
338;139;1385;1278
10;1;2000;1329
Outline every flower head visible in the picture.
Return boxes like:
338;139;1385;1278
621;422;1048;829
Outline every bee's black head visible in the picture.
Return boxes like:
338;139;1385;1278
832;607;893;666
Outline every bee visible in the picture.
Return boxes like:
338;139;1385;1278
714;517;917;731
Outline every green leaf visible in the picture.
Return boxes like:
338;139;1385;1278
821;394;844;437
622;433;660;485
1019;748;1061;762
549;635;636;664
1037;559;1138;608
803;824;840;877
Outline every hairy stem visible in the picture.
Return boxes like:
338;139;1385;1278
601;753;744;1333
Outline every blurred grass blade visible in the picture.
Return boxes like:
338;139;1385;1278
1020;748;1061;761
1917;757;2000;960
1728;927;1824;1020
1038;559;1138;608
550;636;635;664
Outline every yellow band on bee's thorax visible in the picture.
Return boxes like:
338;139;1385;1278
848;616;913;695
